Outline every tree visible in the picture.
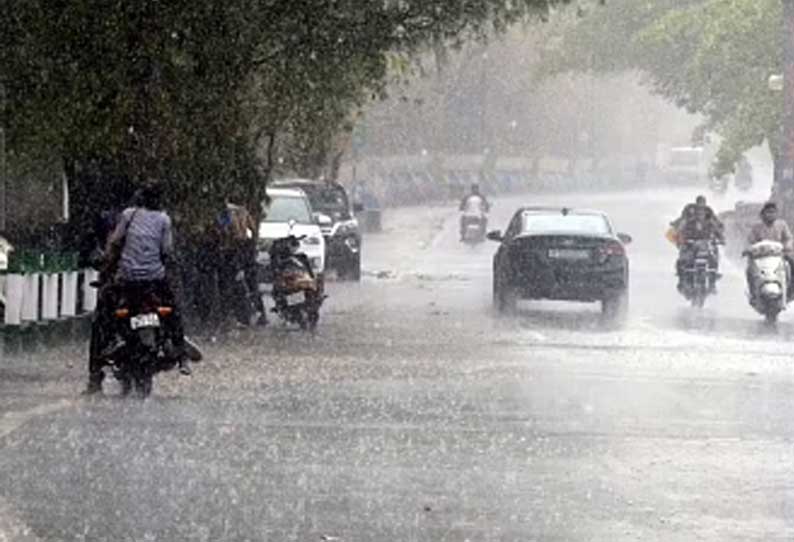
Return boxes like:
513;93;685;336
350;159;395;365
537;0;782;180
636;0;781;179
0;0;572;243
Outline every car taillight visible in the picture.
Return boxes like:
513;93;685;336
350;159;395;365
597;241;625;263
115;308;130;319
157;307;173;317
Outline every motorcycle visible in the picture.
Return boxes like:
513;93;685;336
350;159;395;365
269;235;324;331
678;238;721;308
461;214;487;245
105;283;180;397
745;240;789;323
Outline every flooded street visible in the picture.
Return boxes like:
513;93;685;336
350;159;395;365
2;188;794;541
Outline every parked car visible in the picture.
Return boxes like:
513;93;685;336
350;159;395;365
257;187;326;287
487;207;631;321
272;179;362;281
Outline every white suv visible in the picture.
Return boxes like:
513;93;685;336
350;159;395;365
257;187;326;278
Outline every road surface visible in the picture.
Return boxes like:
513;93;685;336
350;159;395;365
2;185;794;541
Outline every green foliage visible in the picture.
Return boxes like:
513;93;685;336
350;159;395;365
539;0;783;178
0;0;568;235
538;0;702;76
636;0;781;177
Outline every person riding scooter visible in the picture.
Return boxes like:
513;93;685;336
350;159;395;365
747;202;794;296
459;183;490;241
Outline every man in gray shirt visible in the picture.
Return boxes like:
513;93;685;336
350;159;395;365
84;184;191;395
111;196;173;282
112;184;190;371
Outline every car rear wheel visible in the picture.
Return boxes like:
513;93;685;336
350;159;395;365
495;280;518;315
339;254;361;282
601;289;628;324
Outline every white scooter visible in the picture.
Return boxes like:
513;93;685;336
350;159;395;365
461;214;487;245
745;240;790;323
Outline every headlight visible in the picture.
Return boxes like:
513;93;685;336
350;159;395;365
303;236;322;246
762;283;783;298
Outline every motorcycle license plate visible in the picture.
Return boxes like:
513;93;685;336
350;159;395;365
548;248;589;260
130;313;160;330
286;292;306;306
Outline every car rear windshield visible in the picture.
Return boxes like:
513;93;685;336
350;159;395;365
263;196;312;224
522;212;611;235
308;186;350;219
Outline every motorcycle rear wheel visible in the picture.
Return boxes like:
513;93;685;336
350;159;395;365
691;292;706;309
306;309;319;331
119;374;133;396
764;309;780;324
132;355;154;398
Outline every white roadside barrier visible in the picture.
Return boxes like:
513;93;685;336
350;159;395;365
3;273;24;326
2;251;88;335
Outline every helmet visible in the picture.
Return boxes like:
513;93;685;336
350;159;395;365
140;181;163;210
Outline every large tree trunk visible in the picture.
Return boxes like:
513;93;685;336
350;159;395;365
780;0;794;224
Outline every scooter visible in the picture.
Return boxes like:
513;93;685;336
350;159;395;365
745;240;789;323
461;214;487;245
269;235;324;331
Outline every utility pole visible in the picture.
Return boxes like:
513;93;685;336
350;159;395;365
780;0;794;224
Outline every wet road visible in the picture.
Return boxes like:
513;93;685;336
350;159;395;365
3;186;794;541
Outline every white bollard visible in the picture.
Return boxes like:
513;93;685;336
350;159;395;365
60;271;78;317
83;269;98;312
42;273;59;320
21;273;40;322
4;274;24;326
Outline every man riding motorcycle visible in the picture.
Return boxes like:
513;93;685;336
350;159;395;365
675;204;724;293
459;183;490;241
671;195;723;232
84;183;194;394
747;202;794;296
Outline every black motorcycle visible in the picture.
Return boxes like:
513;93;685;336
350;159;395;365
678;239;721;308
105;283;181;397
268;235;324;331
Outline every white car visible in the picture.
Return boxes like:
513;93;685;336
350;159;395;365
257;187;326;278
0;236;12;308
0;235;11;272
